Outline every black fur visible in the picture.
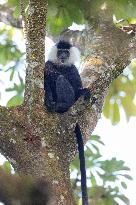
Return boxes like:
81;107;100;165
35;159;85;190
44;60;90;113
75;123;88;205
56;40;72;49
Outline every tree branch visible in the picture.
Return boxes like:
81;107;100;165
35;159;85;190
60;22;136;59
0;4;22;28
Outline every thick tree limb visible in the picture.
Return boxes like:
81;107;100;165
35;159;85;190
60;22;136;60
24;0;47;111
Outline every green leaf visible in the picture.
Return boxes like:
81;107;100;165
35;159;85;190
121;181;127;189
2;161;12;174
100;158;130;173
8;0;17;6
8;0;29;17
18;72;24;87
7;95;24;107
117;194;130;205
6;86;17;92
0;29;23;66
121;166;130;171
6;74;25;95
47;0;84;35
90;173;97;186
89;135;105;145
10;68;15;81
99;173;117;182
122;96;136;120
70;156;79;170
111;102;120;125
113;74;136;99
91;143;100;154
123;174;133;180
103;91;113;119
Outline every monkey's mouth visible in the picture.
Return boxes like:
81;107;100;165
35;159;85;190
60;59;65;64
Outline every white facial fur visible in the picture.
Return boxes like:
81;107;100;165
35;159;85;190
47;45;80;65
47;46;58;62
68;47;80;64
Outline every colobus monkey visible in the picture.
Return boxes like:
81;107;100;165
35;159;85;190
44;40;90;205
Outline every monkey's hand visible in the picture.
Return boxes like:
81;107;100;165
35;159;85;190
56;102;70;113
82;88;91;100
46;101;56;112
78;88;91;100
78;88;97;105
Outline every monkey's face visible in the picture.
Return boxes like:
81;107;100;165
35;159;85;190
57;49;70;64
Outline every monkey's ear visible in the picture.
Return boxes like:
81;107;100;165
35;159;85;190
69;47;80;64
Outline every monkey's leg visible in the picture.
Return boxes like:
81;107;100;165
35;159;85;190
56;75;75;113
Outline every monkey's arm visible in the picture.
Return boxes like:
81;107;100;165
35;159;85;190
44;75;56;112
70;65;91;100
55;75;75;113
44;62;56;111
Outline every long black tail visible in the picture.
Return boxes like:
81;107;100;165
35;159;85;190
74;123;88;205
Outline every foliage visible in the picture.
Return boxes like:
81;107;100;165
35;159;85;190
0;26;22;65
0;24;25;106
70;135;132;205
6;73;24;107
103;60;136;124
6;0;136;35
1;161;12;174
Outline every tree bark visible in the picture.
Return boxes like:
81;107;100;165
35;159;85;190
0;1;136;205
